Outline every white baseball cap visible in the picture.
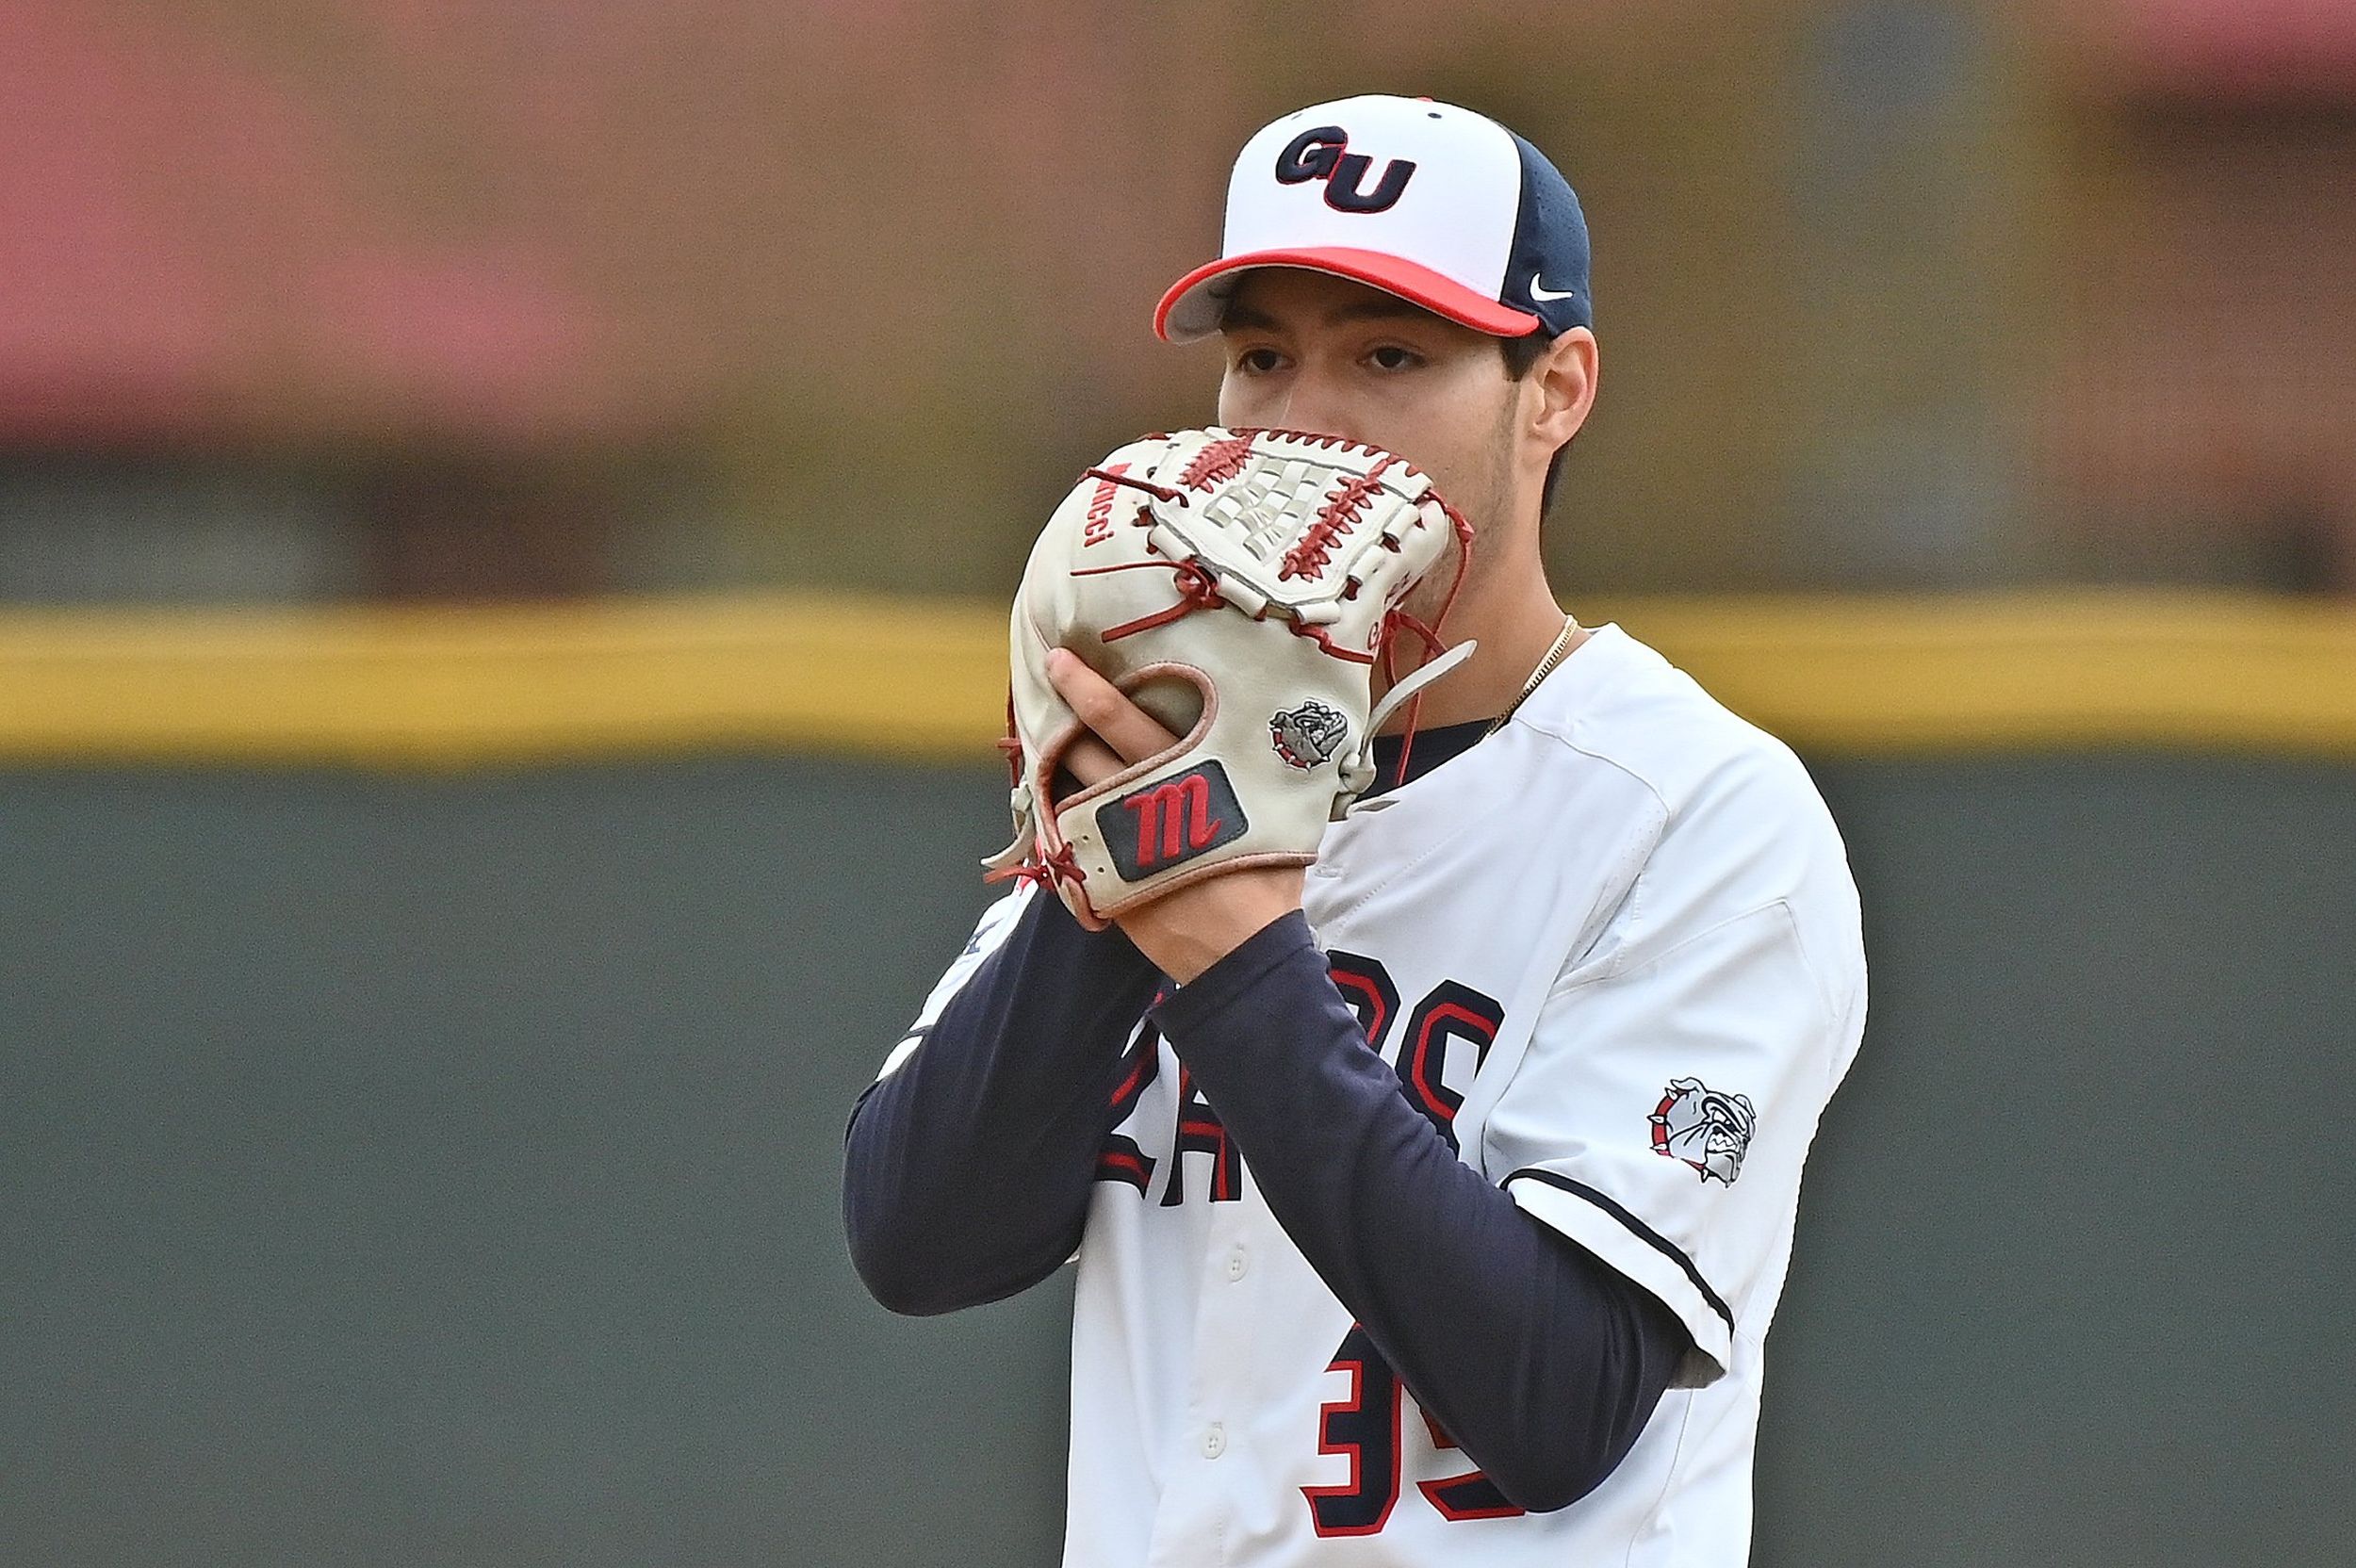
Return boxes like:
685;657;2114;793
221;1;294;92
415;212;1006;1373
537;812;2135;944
1154;94;1593;344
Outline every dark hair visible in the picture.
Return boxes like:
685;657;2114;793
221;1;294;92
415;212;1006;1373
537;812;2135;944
1500;332;1572;515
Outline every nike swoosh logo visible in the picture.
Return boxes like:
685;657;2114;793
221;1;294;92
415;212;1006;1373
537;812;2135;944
1529;275;1577;302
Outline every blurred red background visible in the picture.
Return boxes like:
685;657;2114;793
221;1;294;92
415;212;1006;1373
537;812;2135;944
3;0;2350;600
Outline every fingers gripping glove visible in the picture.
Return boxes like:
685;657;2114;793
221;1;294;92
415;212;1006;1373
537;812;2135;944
984;427;1477;930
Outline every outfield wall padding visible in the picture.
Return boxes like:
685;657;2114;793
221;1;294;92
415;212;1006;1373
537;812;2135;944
3;755;2350;1566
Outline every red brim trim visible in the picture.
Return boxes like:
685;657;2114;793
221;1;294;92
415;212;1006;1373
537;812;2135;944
1153;247;1542;343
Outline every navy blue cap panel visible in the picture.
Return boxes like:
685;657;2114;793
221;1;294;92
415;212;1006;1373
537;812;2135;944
1499;130;1594;335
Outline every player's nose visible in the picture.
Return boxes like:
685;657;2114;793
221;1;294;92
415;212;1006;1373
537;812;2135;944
1268;368;1368;447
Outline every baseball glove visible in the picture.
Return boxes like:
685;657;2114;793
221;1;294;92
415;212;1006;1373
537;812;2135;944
985;426;1477;930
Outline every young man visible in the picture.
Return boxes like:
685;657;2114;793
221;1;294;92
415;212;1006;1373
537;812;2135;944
844;95;1867;1566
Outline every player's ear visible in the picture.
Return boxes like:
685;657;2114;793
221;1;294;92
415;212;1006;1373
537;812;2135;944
1529;327;1597;454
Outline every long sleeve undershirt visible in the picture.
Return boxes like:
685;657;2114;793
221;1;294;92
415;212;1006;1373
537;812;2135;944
842;888;1162;1315
842;722;1691;1511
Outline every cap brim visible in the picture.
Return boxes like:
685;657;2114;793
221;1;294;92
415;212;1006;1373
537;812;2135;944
1153;247;1542;343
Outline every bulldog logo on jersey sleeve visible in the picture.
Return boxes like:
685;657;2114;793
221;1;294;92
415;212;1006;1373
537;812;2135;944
1649;1078;1757;1184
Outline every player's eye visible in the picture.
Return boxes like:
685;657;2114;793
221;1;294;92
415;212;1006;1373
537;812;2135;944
1235;347;1285;375
1366;344;1423;371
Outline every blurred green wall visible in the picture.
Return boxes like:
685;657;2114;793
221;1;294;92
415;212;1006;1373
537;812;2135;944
5;753;2350;1565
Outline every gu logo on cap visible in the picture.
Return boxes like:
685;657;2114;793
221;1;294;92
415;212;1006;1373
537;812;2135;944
1273;125;1417;213
1155;94;1592;345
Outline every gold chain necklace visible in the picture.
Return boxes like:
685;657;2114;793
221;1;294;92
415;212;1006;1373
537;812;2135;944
1483;613;1579;738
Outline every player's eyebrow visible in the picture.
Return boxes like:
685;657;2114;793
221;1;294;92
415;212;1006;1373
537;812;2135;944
1218;296;1438;334
1322;297;1438;326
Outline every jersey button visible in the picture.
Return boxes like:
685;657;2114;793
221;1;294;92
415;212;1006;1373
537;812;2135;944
1202;1423;1227;1459
1225;1246;1248;1281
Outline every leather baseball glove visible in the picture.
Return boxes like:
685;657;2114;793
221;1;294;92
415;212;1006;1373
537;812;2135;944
985;426;1476;930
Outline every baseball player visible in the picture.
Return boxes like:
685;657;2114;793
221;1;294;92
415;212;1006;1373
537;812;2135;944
844;93;1868;1566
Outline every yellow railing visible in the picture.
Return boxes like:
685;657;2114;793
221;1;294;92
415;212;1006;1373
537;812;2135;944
3;589;2352;766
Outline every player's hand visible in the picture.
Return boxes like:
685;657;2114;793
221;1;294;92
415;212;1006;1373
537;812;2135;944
1046;648;1306;983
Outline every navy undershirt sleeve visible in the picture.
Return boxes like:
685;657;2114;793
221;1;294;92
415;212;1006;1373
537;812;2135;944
1153;911;1693;1514
843;890;1161;1315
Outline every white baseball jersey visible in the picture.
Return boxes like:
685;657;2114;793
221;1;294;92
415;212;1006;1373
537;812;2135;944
887;623;1868;1566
